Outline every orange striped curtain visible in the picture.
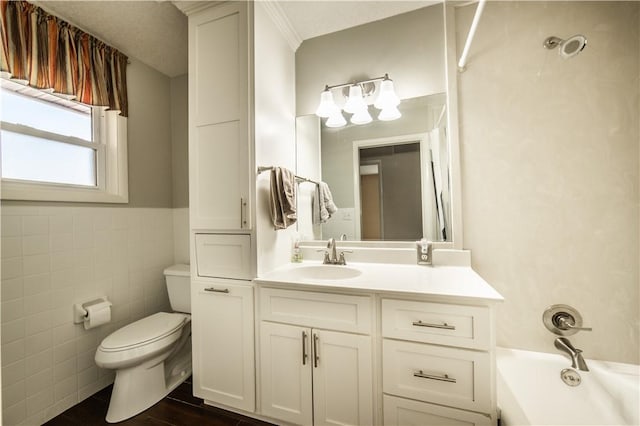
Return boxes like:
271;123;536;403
0;1;128;116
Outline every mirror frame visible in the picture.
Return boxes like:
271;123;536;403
300;1;463;250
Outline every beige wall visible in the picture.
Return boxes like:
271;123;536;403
127;60;174;208
456;1;639;363
170;74;189;209
296;3;445;116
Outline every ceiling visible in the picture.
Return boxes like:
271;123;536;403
35;1;436;78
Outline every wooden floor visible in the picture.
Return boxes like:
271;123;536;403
44;378;276;426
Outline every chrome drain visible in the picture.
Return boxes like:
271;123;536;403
560;368;582;386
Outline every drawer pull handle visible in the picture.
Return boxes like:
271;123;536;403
302;331;308;365
412;320;456;330
413;370;457;383
204;287;230;293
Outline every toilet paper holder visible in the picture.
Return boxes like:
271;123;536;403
73;296;112;324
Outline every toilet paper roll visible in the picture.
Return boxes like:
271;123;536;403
84;301;112;330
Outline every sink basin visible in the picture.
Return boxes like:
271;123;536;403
286;265;362;281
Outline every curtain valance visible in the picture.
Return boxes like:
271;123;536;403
0;1;128;116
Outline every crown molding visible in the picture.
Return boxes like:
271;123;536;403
259;1;303;52
172;1;225;16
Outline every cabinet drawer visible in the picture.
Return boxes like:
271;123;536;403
383;340;490;413
383;395;492;426
382;299;490;350
195;233;252;280
260;288;372;334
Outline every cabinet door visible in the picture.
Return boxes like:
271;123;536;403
383;395;492;426
188;2;251;230
260;322;313;425
192;281;255;411
312;330;373;426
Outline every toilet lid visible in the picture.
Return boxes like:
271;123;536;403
101;312;187;351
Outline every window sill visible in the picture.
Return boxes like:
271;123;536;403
1;180;128;203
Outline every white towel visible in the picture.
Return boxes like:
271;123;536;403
313;181;338;224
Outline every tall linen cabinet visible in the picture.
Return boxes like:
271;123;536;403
182;0;297;415
185;1;256;413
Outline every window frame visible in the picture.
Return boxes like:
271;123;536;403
0;81;128;203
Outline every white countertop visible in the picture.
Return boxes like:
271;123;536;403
255;261;504;303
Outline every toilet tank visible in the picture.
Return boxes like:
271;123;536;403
164;264;191;313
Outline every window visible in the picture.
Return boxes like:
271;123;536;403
0;80;128;203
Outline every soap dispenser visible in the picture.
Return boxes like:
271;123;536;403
291;233;303;263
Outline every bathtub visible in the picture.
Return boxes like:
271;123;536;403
497;347;639;426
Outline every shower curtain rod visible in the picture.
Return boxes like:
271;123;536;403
457;0;486;72
257;166;319;185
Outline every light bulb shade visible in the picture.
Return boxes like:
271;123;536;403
315;90;338;118
343;85;367;114
326;111;347;128
351;108;372;125
374;79;400;110
378;105;401;121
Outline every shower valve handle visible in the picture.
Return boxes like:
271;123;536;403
556;314;592;332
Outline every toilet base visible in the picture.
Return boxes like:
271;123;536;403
105;337;192;423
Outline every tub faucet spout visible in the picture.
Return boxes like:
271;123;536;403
554;337;589;371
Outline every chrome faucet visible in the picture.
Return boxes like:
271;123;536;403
327;238;338;264
319;238;351;265
554;337;589;371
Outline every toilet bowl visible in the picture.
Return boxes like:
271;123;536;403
95;264;192;423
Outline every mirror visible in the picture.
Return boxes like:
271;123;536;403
295;2;457;244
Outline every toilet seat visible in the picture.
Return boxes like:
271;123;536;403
95;312;190;370
100;312;189;352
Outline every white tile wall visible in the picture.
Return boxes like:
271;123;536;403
1;205;175;425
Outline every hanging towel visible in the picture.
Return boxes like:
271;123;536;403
313;181;338;224
269;167;297;229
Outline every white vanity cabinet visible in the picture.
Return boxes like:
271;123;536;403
259;288;374;426
188;1;252;231
191;279;255;411
381;298;495;426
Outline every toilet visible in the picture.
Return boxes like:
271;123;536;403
95;264;192;423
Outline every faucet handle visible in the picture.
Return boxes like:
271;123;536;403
316;249;330;264
338;250;353;265
557;315;592;332
543;304;592;336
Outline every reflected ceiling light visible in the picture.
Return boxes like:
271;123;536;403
351;107;372;125
325;110;347;128
343;85;367;114
374;75;401;110
378;105;402;121
315;87;338;118
314;73;401;126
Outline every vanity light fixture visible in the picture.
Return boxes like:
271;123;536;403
325;109;347;128
315;73;401;128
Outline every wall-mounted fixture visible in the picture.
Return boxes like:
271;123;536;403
315;74;401;128
543;34;587;59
